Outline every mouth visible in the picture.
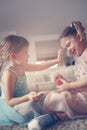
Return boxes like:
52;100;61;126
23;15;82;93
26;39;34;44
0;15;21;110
71;49;78;56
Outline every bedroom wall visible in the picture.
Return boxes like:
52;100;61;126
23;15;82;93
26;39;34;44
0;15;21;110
28;34;74;66
28;34;61;63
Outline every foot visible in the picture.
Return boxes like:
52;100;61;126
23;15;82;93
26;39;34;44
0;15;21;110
28;113;58;130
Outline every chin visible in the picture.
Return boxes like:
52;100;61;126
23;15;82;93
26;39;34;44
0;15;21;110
76;53;82;57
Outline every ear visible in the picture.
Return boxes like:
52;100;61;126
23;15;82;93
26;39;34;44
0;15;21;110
10;52;16;59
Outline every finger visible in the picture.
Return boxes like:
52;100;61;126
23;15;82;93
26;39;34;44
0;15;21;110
57;49;64;55
59;77;66;83
31;91;37;95
33;96;39;101
57;88;64;92
37;91;45;95
36;94;43;99
54;73;61;81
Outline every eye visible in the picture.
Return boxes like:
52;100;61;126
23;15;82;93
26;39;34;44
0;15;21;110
66;42;71;48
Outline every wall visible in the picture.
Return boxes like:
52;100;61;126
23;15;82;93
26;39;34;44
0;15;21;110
28;34;64;63
0;31;16;42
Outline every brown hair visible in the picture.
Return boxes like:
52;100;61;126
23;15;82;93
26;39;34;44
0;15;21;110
58;21;86;41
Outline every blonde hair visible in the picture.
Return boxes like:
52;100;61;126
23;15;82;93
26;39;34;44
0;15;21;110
0;35;29;69
59;21;86;41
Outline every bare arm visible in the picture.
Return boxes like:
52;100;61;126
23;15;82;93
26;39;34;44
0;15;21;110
56;77;87;92
26;59;59;71
70;77;87;89
2;70;43;106
26;49;63;71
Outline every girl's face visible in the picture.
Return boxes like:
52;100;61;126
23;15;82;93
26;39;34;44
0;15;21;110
14;45;29;66
60;35;84;57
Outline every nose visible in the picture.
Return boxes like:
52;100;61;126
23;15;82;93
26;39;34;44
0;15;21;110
67;47;72;55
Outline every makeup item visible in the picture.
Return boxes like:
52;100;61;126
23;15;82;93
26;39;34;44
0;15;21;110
56;78;63;85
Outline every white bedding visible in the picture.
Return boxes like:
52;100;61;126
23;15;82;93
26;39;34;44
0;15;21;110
26;65;75;92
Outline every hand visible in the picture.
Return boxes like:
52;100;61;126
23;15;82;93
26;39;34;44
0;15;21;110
56;78;71;92
28;91;44;101
57;49;64;63
36;91;45;98
54;73;64;82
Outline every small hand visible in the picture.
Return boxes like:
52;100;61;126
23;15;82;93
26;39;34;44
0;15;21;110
28;91;37;101
36;91;44;98
57;49;64;63
28;91;44;101
54;73;65;82
56;78;70;92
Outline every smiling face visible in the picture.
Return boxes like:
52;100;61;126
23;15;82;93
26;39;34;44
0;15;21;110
60;35;85;57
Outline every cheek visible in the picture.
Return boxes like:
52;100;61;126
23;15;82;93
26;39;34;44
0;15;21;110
66;47;73;56
66;48;71;55
60;42;65;48
23;55;28;62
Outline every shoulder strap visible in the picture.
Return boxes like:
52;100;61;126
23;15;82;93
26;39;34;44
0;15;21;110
5;68;19;77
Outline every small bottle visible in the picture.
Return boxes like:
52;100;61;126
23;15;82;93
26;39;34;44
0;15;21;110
55;78;63;85
28;113;58;130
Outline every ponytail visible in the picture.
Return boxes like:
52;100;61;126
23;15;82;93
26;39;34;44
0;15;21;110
71;21;86;41
58;21;86;42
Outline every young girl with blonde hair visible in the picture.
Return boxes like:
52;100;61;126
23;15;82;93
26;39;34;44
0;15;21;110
0;35;63;129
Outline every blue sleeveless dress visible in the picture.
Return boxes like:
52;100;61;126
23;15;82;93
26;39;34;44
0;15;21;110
0;70;41;125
